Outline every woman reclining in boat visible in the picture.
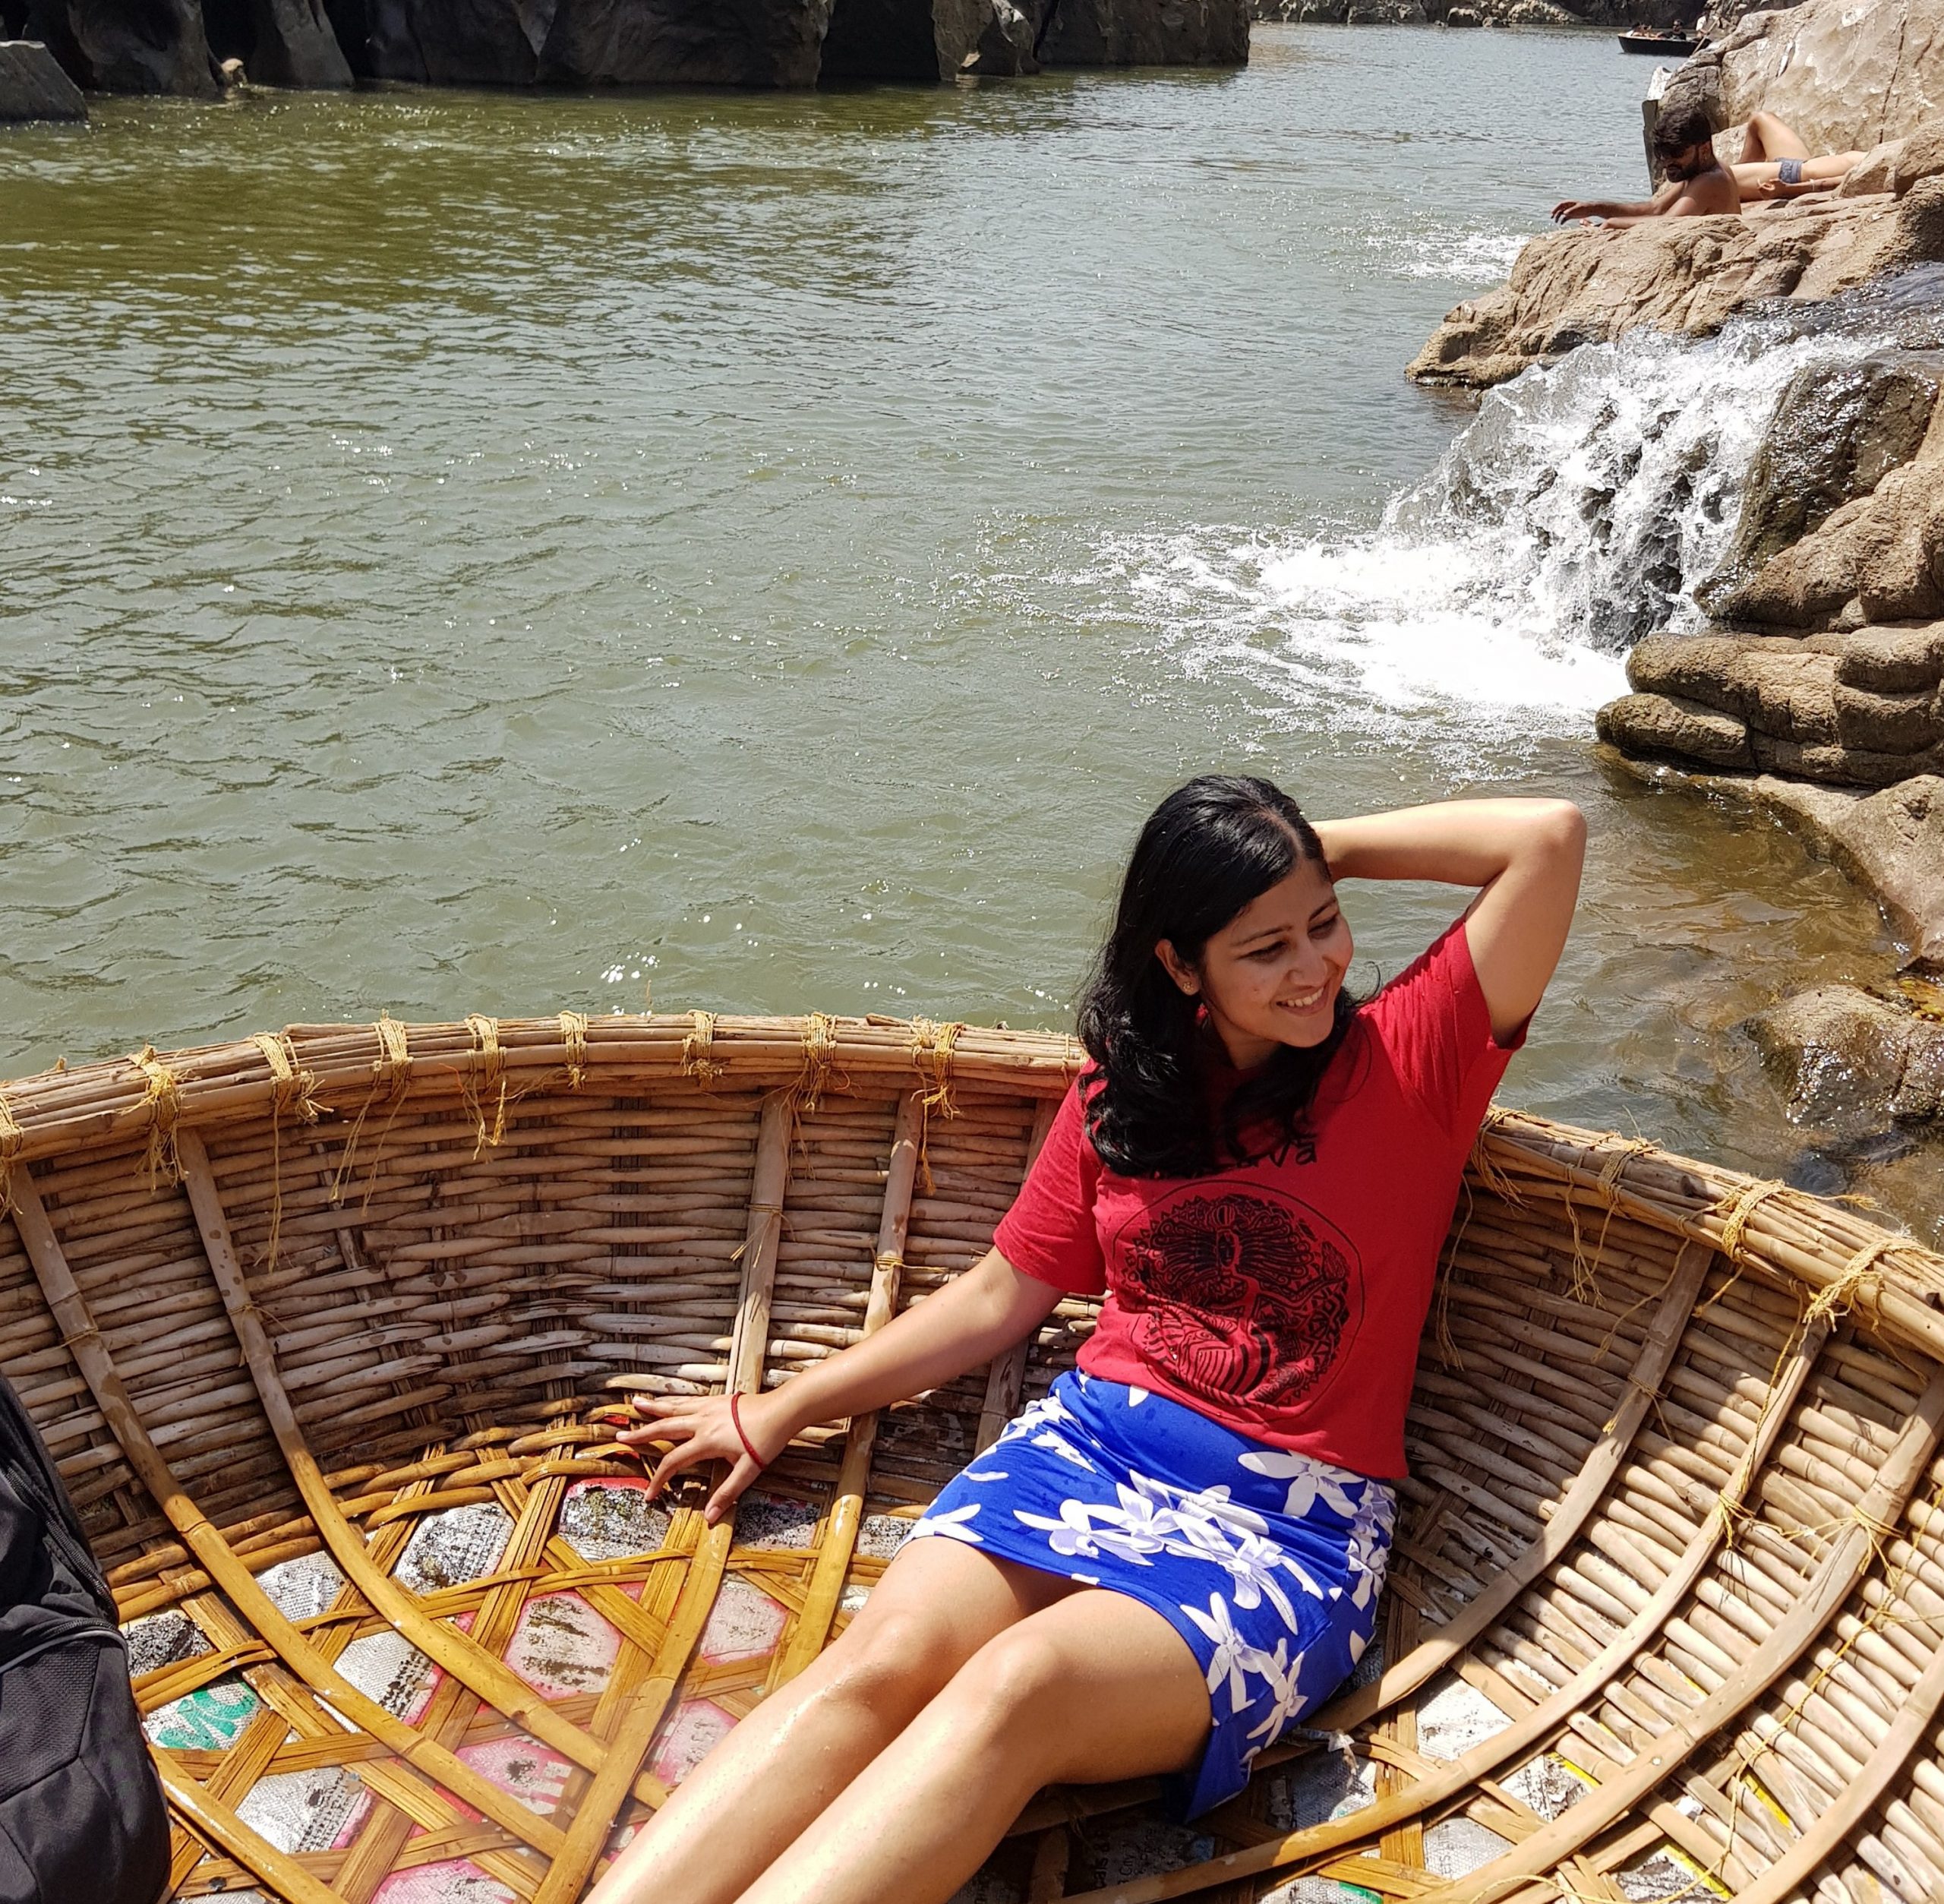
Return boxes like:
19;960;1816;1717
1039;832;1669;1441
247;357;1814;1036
589;779;1586;1904
1551;104;1869;227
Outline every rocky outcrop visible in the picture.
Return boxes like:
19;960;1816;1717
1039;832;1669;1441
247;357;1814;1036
1411;178;1944;388
1699;0;1801;33
820;0;1041;77
1749;983;1944;1132
1718;354;1941;578
1599;629;1944;788
1704;361;1944;632
0;34;85;112
542;0;835;85
27;0;220;92
1039;0;1245;62
32;0;1241;90
1681;0;1944;160
209;0;352;82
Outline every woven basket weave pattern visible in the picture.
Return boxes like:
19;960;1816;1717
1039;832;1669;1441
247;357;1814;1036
4;1012;1944;1904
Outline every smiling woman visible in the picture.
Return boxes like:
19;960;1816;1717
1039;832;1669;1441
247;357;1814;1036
593;782;1585;1904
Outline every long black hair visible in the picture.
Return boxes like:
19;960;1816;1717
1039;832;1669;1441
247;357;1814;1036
1076;775;1362;1178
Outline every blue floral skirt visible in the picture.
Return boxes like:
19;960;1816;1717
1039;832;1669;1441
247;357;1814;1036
903;1369;1395;1820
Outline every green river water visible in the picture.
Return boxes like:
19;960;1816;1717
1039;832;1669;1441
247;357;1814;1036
5;26;1936;1239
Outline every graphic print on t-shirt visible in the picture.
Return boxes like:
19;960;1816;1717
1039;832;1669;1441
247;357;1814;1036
1108;1183;1360;1413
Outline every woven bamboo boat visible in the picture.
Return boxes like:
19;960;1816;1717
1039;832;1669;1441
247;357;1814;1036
4;1010;1944;1904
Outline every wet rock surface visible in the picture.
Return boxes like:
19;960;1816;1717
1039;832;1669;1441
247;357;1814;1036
1749;982;1944;1133
1712;353;1940;580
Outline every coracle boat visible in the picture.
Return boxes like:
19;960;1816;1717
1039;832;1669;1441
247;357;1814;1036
5;1010;1944;1904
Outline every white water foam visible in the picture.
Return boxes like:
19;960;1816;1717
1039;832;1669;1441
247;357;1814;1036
1109;316;1890;751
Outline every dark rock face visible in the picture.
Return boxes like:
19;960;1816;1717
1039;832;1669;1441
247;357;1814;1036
208;0;352;82
365;0;533;80
1039;0;1246;64
0;34;87;112
820;0;1037;79
540;0;834;84
1719;356;1939;583
821;0;961;75
27;0;220;93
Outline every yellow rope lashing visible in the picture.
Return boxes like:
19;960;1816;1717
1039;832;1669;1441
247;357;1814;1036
789;1012;840;1120
374;1012;412;1092
465;1014;510;1158
909;1017;965;1197
1464;1107;1524;1208
251;1032;320;1277
1803;1234;1898;1333
251;1032;321;1124
129;1046;184;1190
682;1010;725;1085
559;1011;589;1091
1715;1177;1787;1263
0;1087;21;1219
330;1012;414;1207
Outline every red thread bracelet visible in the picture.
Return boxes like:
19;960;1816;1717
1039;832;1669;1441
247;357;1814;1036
728;1393;766;1469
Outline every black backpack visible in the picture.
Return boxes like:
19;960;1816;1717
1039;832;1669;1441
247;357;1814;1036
0;1375;169;1904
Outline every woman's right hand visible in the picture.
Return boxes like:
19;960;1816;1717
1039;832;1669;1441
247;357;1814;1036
617;1388;794;1525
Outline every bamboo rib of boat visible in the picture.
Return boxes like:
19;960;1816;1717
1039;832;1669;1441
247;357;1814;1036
5;1009;1944;1903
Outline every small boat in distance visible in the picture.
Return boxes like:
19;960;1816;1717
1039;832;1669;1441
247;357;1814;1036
1619;25;1701;52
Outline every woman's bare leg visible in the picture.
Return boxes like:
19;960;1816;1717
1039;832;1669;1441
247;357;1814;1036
585;1537;1080;1904
735;1588;1213;1904
1739;110;1810;165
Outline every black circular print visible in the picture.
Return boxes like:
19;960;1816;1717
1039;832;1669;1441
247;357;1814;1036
1112;1189;1354;1410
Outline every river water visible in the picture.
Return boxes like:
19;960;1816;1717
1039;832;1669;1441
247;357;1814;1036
5;26;1937;1238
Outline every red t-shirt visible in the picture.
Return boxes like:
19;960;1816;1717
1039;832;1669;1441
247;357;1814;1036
994;918;1523;1479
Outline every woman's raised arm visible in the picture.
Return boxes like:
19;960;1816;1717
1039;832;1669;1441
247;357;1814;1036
1313;798;1586;1043
617;1248;1065;1523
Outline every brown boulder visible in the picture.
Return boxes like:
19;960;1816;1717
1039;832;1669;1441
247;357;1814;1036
1749;983;1944;1132
1709;0;1944;154
1720;422;1944;633
1892;121;1944;197
1593;692;1754;769
1624;631;1769;703
1409;191;1939;389
1835;623;1944;691
1835;680;1942;753
1749;731;1944;786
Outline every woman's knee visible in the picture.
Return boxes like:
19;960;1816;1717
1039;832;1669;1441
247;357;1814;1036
936;1625;1071;1742
808;1604;967;1716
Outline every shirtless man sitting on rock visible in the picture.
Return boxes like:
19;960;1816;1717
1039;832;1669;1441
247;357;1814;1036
1550;104;1867;228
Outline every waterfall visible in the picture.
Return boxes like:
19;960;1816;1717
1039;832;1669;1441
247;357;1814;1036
1117;276;1944;747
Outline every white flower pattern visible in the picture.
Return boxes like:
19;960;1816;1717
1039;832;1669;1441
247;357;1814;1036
904;1372;1393;1821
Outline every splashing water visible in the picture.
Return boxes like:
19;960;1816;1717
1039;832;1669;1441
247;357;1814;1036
1109;311;1902;750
